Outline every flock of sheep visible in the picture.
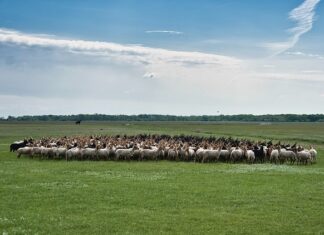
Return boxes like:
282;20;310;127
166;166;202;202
12;134;318;165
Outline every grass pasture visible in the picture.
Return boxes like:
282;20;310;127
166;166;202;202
0;121;324;234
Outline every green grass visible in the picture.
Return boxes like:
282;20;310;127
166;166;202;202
0;121;324;234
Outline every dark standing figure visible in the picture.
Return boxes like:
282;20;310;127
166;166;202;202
75;120;81;125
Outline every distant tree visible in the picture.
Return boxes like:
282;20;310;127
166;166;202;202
5;114;324;122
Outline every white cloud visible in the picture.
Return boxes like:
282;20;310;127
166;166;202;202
1;50;324;115
264;0;321;55
145;30;183;35
286;51;305;56
0;28;240;68
143;72;157;79
1;25;323;115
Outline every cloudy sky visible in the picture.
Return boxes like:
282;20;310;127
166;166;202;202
0;0;323;116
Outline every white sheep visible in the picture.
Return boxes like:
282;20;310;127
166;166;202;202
219;149;230;162
230;148;243;163
66;147;82;161
54;147;67;160
140;148;160;161
178;147;189;161
167;148;179;161
97;148;110;160
115;148;133;161
309;147;317;163
188;147;196;160
297;150;311;165
245;150;255;164
195;148;205;162
202;149;220;163
270;149;279;164
279;149;296;164
17;147;33;158
81;148;98;160
32;146;44;158
40;147;55;159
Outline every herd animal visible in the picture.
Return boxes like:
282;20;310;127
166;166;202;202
10;139;31;152
11;134;318;165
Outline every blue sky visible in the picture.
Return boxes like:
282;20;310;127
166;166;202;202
0;0;323;115
1;0;317;53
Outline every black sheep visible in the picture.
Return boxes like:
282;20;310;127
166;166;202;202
10;140;27;152
253;145;265;163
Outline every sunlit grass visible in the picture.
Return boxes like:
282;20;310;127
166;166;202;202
0;121;323;234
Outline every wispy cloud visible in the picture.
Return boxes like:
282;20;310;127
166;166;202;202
264;0;321;55
145;30;183;35
301;70;324;73
0;28;239;67
257;72;324;83
285;51;324;59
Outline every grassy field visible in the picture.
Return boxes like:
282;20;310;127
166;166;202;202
0;121;323;234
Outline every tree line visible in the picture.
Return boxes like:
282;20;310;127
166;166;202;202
1;114;324;122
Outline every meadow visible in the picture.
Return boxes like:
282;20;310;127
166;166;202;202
0;121;324;234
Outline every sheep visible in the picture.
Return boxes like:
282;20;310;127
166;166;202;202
297;150;312;165
163;146;170;159
263;146;270;162
279;148;296;165
195;148;206;163
115;148;133;161
97;148;110;161
107;146;117;160
219;149;230;162
40;147;55;159
266;147;273;161
270;149;279;164
31;146;45;158
278;148;287;164
286;150;297;165
81;148;98;161
188;147;196;161
54;147;67;160
66;147;82;161
230;148;243;163
12;134;318;165
10;140;27;152
178;146;190;161
167;147;179;161
309;147;317;163
140;148;160;161
202;149;220;163
49;142;57;147
245;149;255;164
132;148;142;161
253;146;265;163
16;147;33;158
